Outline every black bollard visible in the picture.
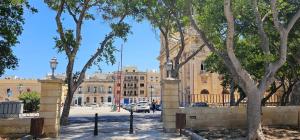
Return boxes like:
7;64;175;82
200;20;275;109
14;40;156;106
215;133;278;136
94;113;98;136
129;109;133;134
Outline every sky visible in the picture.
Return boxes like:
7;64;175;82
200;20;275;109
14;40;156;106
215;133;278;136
3;1;161;79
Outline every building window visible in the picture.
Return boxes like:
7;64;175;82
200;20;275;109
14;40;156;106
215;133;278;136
108;96;112;102
134;91;137;96
94;97;97;103
140;83;144;87
200;62;206;72
151;77;153;81
124;84;126;88
140;76;144;80
101;97;104;103
124;91;126;96
99;86;104;93
78;86;82;94
86;97;90;103
134;84;137;88
200;89;209;94
94;86;97;93
140;90;144;95
108;86;112;94
133;70;136;72
87;87;91;93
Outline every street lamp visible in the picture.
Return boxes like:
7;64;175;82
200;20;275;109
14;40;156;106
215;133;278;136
165;60;173;78
50;57;58;79
150;85;154;102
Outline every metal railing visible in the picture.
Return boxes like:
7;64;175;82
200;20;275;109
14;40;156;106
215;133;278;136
189;94;281;106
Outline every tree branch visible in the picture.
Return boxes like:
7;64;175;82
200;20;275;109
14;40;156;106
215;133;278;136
74;14;127;88
73;0;91;54
55;0;71;57
286;7;300;33
270;0;283;32
252;0;270;54
179;44;205;68
66;2;78;23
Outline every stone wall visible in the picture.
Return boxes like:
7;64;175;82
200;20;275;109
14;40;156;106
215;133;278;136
0;79;63;138
0;118;31;138
179;106;300;129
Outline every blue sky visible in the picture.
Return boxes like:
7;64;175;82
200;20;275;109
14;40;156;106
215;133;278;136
3;1;160;79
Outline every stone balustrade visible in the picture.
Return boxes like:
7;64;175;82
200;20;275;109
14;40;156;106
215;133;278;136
0;101;23;118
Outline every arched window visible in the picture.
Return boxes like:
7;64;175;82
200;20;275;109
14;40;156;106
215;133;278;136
108;96;112;102
86;97;90;103
200;89;209;94
94;97;97;103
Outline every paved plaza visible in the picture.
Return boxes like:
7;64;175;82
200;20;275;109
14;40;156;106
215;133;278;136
52;107;189;140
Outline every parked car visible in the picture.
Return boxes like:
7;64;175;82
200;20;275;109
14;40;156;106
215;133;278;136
154;104;161;111
128;103;137;111
191;102;209;107
136;101;150;113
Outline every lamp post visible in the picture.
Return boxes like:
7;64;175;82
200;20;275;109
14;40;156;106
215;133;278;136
17;84;23;94
165;60;173;78
150;85;153;102
50;57;58;79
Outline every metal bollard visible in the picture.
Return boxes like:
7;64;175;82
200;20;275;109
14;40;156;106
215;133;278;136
94;113;98;136
129;109;133;134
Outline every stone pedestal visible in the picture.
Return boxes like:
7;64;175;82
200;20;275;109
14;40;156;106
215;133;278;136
39;79;63;137
162;78;180;133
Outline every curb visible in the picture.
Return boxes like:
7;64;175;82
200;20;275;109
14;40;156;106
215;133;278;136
182;129;205;140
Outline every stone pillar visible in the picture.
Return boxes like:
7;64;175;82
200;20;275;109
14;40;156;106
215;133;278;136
162;78;180;133
39;79;63;137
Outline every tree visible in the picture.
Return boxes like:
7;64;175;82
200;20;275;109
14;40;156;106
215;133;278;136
45;0;140;125
0;1;36;76
144;0;205;78
19;91;40;112
188;0;300;139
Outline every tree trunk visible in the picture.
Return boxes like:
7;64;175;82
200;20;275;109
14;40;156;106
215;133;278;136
60;60;75;125
60;88;75;125
247;89;264;140
290;81;300;105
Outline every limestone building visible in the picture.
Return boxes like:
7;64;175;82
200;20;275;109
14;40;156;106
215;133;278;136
146;70;161;103
0;76;41;101
121;66;148;104
72;73;114;106
158;28;225;106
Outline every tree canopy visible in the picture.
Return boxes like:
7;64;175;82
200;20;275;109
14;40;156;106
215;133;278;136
0;1;36;76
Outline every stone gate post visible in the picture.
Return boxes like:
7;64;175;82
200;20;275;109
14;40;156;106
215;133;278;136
39;79;63;137
162;78;180;133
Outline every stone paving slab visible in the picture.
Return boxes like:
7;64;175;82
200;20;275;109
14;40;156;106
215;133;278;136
46;107;189;140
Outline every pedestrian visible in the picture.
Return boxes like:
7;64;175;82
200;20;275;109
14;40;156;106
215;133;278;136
152;100;156;113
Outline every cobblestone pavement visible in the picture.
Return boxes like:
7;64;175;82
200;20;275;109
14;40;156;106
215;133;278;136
50;107;189;140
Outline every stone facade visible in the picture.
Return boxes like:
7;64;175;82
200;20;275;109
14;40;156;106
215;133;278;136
0;79;41;101
158;28;225;106
146;70;161;104
72;73;114;106
121;66;148;104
